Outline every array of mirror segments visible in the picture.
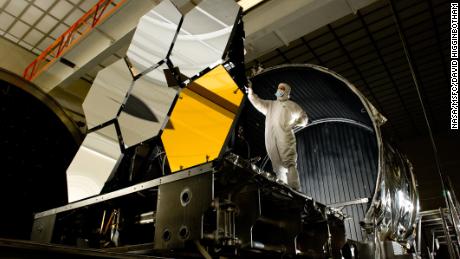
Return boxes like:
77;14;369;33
68;0;241;202
118;63;177;148
84;0;239;145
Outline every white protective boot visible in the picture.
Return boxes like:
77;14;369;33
275;166;288;185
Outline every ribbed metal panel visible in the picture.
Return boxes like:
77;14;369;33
250;66;372;126
297;122;378;241
237;65;379;241
239;65;375;165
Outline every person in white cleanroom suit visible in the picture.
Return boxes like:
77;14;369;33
247;81;308;191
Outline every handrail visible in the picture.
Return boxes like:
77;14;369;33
23;0;127;81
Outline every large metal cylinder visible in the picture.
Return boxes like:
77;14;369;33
0;69;81;239
238;64;418;244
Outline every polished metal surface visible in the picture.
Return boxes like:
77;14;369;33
295;118;374;133
170;0;240;77
364;144;419;245
82;59;132;130
66;125;123;202
126;0;182;74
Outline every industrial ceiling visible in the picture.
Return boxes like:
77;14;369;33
247;0;452;141
0;0;103;54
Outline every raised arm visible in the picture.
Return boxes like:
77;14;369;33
247;82;270;116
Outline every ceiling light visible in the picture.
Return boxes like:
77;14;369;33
237;0;265;12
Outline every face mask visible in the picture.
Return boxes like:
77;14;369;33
275;89;285;97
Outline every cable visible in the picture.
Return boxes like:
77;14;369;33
161;153;167;176
260;154;269;170
242;138;251;159
194;240;212;259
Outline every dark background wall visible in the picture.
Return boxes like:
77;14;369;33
0;72;80;239
398;133;460;211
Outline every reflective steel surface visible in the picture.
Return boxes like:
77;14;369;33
367;144;419;244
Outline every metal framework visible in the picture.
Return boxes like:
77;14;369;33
420;208;460;258
247;0;450;140
23;0;127;81
35;163;214;219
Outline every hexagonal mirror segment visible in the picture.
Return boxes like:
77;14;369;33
161;65;244;172
127;0;182;74
169;0;240;78
82;59;132;130
66;125;123;202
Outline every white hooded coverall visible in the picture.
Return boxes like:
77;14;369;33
247;83;308;190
